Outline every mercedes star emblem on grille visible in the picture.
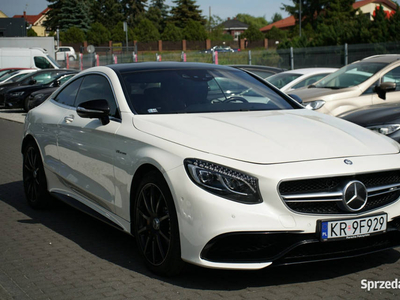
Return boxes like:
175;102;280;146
342;180;368;212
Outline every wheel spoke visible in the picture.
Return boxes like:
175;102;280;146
159;213;169;223
155;235;166;260
141;191;153;215
152;239;156;264
138;208;150;221
159;231;170;243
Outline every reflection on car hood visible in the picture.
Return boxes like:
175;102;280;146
133;110;399;164
290;86;360;102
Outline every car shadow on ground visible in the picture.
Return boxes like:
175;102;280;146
1;180;399;290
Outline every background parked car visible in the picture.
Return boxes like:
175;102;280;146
0;69;36;84
26;73;77;111
5;71;78;111
339;102;400;143
290;55;400;116
0;68;31;80
265;68;338;93
56;46;77;61
0;69;76;108
230;65;286;79
203;46;239;53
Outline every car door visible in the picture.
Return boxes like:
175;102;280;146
372;66;400;105
56;74;121;213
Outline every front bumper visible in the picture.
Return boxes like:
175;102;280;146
201;217;400;265
167;153;400;269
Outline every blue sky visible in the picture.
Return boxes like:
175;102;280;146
2;0;291;22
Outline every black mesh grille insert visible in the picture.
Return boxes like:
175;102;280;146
279;170;400;214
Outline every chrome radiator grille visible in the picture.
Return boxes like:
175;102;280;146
279;171;400;214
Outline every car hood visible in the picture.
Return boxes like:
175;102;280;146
133;110;399;164
340;103;400;126
290;86;361;102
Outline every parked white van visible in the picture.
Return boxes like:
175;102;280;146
0;48;60;69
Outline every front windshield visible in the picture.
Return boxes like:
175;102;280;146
121;68;299;114
266;73;302;89
315;62;387;89
46;55;61;68
6;72;31;83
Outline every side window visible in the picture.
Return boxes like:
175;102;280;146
75;75;119;118
363;80;379;95
34;56;54;69
292;74;328;90
54;77;83;106
382;66;400;91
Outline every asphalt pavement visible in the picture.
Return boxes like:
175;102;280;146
0;111;400;299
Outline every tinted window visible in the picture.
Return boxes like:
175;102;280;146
54;77;83;106
75;75;119;118
266;73;302;89
316;62;387;89
34;56;54;69
292;74;330;90
382;66;400;91
121;69;298;114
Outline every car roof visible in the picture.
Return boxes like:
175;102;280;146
361;55;400;64
229;65;286;72
276;68;338;75
107;62;236;72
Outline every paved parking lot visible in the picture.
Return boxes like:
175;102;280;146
1;113;400;299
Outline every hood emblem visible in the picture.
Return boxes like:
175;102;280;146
344;159;353;165
342;181;368;212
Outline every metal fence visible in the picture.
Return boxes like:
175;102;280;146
58;41;400;71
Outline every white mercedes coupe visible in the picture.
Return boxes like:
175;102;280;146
22;62;400;276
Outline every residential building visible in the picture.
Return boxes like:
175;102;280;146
260;0;397;34
220;18;249;41
13;8;50;37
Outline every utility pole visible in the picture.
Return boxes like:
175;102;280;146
299;0;302;37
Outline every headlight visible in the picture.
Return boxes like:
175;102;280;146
368;124;400;136
305;100;325;110
33;93;44;100
184;158;262;204
9;91;25;97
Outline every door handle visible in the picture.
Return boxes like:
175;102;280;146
64;115;74;123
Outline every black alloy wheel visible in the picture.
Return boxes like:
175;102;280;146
23;142;49;209
134;171;184;276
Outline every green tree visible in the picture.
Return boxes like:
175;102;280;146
182;19;208;41
240;24;265;41
271;13;283;23
265;26;286;41
90;0;124;31
160;22;182;41
64;26;86;43
146;6;163;32
122;0;148;26
150;0;169;30
235;14;268;29
369;4;390;44
169;0;206;28
27;28;38;37
111;21;136;42
281;0;328;31
388;5;400;42
57;0;92;32
44;0;64;31
87;22;111;45
133;18;160;41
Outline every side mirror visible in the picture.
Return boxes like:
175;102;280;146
376;82;396;100
76;99;110;125
288;94;303;104
29;79;37;85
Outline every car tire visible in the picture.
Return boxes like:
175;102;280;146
23;96;31;112
69;56;75;61
22;142;50;209
133;171;184;276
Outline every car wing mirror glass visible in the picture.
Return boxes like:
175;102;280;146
76;99;110;125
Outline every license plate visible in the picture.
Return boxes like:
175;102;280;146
320;213;387;241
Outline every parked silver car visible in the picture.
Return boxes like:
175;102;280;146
290;55;400;116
